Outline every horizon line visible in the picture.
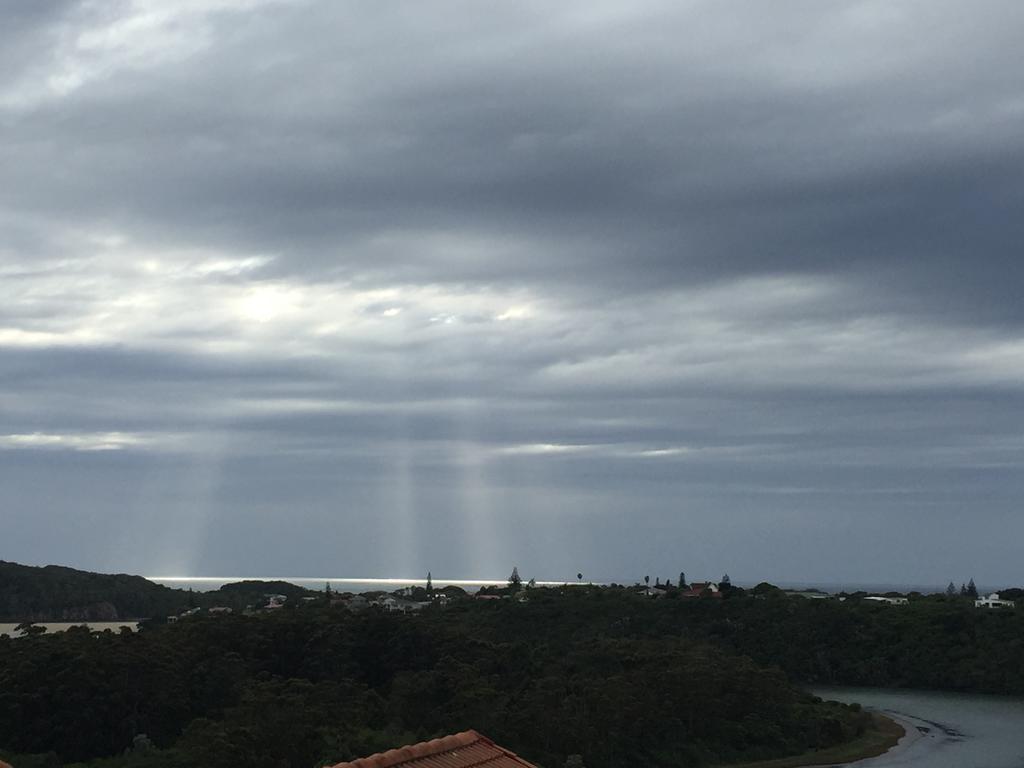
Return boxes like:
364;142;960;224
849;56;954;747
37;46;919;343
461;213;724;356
146;576;579;586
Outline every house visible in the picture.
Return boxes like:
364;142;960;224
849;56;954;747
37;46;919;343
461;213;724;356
208;606;233;615
681;582;721;598
328;729;540;768
342;594;369;611
785;590;832;600
976;593;1015;609
169;607;201;622
641;584;670;597
864;596;908;606
375;596;424;613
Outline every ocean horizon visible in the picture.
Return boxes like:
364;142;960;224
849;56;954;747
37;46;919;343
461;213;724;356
146;575;963;595
147;576;573;593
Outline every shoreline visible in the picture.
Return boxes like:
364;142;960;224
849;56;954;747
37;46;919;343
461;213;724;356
723;712;906;768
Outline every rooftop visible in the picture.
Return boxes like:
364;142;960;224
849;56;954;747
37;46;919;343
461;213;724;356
328;730;540;768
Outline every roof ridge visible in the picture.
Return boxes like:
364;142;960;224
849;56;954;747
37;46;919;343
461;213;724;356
329;730;485;768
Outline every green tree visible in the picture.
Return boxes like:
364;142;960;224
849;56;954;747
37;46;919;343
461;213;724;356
509;567;522;593
14;621;46;636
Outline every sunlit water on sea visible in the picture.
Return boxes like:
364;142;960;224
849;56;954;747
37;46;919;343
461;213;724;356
147;577;571;592
146;577;970;594
814;687;1024;767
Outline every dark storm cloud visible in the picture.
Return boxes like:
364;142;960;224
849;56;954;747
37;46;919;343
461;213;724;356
2;1;1024;584
4;2;1024;303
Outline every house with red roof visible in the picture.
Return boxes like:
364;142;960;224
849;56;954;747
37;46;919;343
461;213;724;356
681;581;721;598
328;730;540;768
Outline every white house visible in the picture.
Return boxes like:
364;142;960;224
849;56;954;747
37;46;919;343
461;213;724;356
376;596;424;613
864;596;908;606
975;593;1015;609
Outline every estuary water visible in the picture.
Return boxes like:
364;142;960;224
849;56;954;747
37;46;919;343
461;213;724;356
814;687;1024;767
0;621;139;638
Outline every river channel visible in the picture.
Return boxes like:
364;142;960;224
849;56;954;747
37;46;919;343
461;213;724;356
814;687;1024;767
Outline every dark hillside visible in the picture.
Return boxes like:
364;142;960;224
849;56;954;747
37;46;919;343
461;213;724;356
0;561;186;621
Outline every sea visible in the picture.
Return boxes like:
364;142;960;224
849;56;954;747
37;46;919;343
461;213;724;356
147;577;569;593
145;576;965;595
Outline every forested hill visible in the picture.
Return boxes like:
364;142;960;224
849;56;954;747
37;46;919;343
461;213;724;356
0;561;326;621
3;578;1019;766
0;561;186;621
0;595;873;768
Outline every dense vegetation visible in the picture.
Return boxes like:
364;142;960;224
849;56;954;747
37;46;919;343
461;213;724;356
0;589;870;768
4;566;1022;768
0;561;186;621
678;588;1024;694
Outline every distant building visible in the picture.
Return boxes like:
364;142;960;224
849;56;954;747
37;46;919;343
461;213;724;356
208;606;233;615
343;594;369;611
864;596;908;606
375;596;425;613
169;607;201;622
785;590;832;600
327;730;540;768
681;581;721;598
976;593;1015;609
640;584;666;597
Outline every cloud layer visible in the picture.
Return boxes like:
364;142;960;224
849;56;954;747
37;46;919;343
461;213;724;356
2;0;1023;586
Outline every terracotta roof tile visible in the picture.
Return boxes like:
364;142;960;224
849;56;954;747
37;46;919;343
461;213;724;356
329;730;540;768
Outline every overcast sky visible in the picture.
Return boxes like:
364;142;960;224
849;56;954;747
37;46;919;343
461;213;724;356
2;1;1023;587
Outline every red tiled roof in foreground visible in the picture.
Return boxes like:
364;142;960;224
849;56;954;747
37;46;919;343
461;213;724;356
328;730;540;768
